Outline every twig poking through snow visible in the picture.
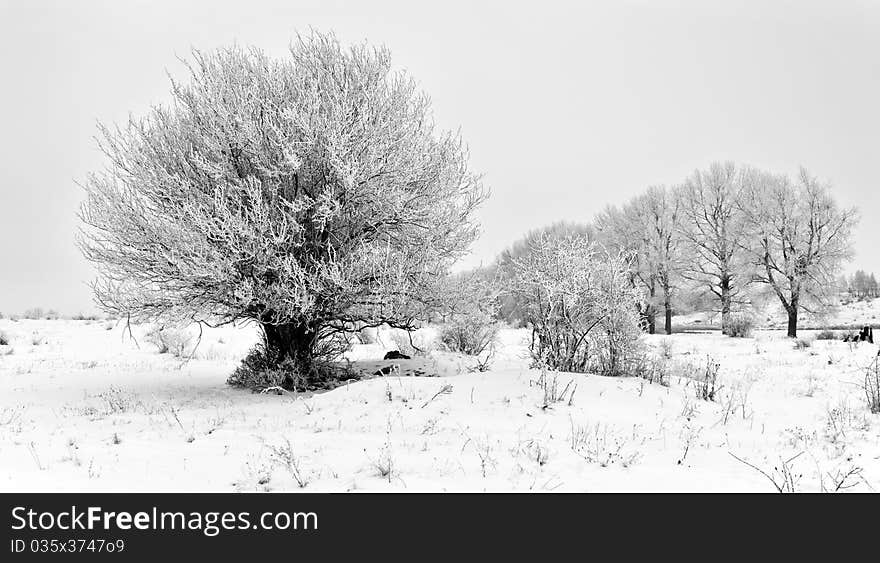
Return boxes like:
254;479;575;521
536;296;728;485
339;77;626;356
28;441;43;470
421;384;453;408
728;451;804;493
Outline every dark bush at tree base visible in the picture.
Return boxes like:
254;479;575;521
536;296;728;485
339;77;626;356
228;341;363;392
726;315;754;338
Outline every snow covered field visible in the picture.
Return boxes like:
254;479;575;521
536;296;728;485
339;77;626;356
1;314;879;492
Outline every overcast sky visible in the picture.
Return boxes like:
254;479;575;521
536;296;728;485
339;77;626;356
1;0;878;314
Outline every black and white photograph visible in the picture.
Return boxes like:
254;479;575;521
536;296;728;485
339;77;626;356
2;0;879;530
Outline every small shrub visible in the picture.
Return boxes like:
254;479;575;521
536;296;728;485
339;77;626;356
371;443;395;482
70;312;100;321
589;326;645;377
518;439;550;467
436;270;501;356
194;345;227;361
440;309;499;356
794;338;812;350
726;315;754;338
163;329;191;356
823;399;869;444
268;439;311;488
0;331;10;346
569;419;641;468
657;338;673;359
533;369;577;408
692;355;721;402
145;326;192;357
718;371;756;424
633;353;671;387
388;328;435;357
97;386;135;414
165;330;192;356
30;333;45;346
467;347;495;373
815;330;838;341
227;346;347;392
502;235;643;375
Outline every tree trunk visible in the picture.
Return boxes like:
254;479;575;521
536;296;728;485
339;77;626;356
720;275;731;335
261;322;318;389
663;281;673;335
786;307;798;338
646;308;656;334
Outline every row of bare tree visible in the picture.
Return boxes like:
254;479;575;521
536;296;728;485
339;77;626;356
840;270;879;301
594;162;858;338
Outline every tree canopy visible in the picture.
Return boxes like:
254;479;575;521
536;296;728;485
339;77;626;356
79;33;487;380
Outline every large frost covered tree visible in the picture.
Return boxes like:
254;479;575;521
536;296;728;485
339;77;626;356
740;168;856;338
79;33;487;384
678;162;750;335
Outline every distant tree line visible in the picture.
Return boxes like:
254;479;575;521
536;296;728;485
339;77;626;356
494;162;858;338
840;270;879;300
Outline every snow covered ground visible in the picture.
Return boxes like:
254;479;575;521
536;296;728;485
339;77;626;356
1;311;879;492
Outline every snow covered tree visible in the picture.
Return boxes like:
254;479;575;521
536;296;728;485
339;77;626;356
637;186;684;335
594;204;650;328
853;270;868;299
496;221;596;270
739;168;856;337
79;33;487;384
494;221;595;325
501;234;643;375
678;162;751;335
596;187;683;335
433;268;501;357
847;269;878;300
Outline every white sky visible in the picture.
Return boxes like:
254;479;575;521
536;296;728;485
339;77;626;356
1;0;878;314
